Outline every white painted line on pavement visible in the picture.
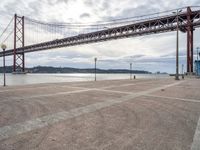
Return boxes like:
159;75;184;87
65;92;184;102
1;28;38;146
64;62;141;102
93;88;133;94
0;89;91;102
100;80;162;90
191;116;200;150
145;94;200;103
0;84;83;93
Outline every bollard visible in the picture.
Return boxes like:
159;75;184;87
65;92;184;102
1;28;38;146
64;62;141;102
134;75;136;79
182;74;184;79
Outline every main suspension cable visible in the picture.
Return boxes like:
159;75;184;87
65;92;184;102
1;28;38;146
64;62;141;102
0;17;14;41
24;6;191;27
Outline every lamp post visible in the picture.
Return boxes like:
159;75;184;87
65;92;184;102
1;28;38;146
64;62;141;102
94;57;97;81
173;9;182;80
197;47;200;76
130;63;132;80
182;64;184;79
197;47;200;61
1;44;7;86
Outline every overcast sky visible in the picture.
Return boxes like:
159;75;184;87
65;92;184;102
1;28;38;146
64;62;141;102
0;0;200;73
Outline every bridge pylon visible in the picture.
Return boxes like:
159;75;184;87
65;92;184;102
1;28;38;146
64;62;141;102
186;7;194;74
13;14;25;73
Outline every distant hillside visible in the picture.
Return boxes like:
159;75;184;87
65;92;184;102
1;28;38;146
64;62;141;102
0;66;151;74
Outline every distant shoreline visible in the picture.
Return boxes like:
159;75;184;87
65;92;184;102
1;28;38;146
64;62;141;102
0;66;153;74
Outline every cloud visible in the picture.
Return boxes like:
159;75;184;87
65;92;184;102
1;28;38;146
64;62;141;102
0;0;200;73
80;13;90;19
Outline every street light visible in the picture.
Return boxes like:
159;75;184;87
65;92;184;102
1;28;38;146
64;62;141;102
1;44;7;86
94;57;97;81
197;47;200;76
197;47;200;61
173;9;182;80
130;63;132;80
182;64;184;79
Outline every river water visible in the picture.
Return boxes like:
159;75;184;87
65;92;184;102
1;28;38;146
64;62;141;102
0;73;169;86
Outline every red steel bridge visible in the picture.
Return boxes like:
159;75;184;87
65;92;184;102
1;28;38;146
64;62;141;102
0;6;200;73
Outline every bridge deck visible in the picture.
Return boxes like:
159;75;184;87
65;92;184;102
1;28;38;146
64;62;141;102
0;78;200;150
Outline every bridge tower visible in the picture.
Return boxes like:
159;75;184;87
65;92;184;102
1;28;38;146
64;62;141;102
186;7;194;74
13;14;25;73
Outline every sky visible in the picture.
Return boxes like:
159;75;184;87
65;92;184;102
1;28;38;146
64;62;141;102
0;0;200;73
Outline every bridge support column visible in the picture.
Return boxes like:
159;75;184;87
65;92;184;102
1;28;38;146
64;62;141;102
186;7;194;74
13;14;25;73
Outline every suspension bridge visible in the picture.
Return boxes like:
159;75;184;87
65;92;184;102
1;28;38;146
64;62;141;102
0;6;200;73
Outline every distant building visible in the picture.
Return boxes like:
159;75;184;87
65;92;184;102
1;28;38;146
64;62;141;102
195;60;200;76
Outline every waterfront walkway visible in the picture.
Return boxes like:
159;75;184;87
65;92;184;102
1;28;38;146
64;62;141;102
0;78;200;150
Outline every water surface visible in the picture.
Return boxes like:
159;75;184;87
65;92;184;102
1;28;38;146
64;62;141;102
0;73;169;86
